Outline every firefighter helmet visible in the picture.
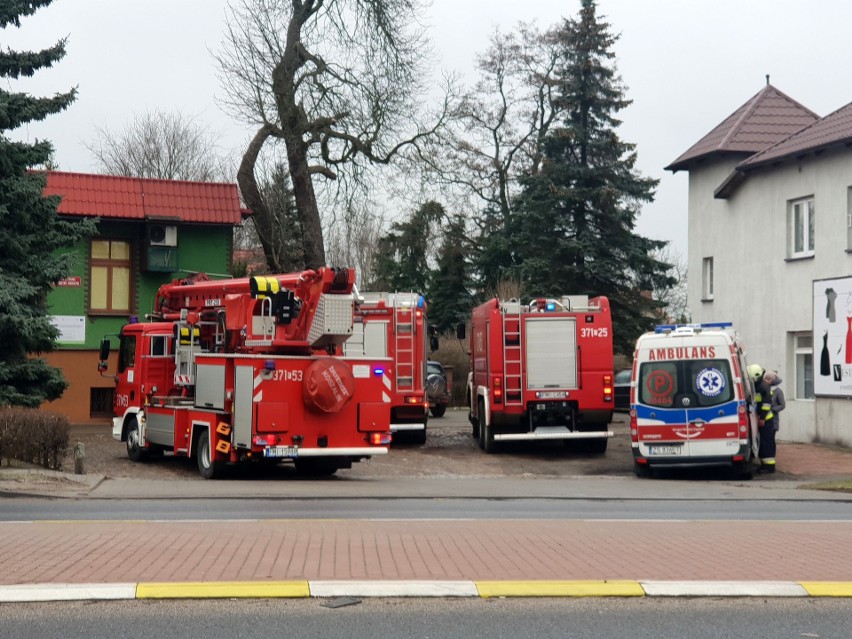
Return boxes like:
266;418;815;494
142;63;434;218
747;364;765;382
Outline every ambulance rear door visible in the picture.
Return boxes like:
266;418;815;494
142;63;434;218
635;344;740;462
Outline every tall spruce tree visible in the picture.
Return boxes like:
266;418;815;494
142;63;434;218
428;214;474;334
0;1;94;407
511;0;673;354
372;201;443;294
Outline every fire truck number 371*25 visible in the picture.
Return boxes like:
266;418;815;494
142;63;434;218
463;295;615;454
98;267;393;479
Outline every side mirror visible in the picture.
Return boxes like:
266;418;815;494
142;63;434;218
429;336;439;352
456;323;466;340
98;338;111;362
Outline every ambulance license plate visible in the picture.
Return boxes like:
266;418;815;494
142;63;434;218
648;445;682;455
264;446;299;458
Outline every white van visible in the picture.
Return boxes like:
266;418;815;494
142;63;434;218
630;323;758;477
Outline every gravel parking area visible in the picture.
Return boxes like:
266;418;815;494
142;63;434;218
63;410;635;481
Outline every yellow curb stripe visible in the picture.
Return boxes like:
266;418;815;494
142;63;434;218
475;580;644;598
136;581;310;599
799;582;852;597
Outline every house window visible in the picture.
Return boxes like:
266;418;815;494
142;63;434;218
701;257;713;301
793;333;814;400
90;240;131;314
788;197;814;258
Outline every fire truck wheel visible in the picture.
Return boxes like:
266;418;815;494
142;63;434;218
430;404;446;418
477;400;486;450
294;458;339;477
125;417;146;463
197;434;225;480
587;437;608;454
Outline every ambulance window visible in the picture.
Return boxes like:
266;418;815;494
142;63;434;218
689;360;733;407
637;362;677;408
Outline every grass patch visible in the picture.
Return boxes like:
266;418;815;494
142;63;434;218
802;480;852;493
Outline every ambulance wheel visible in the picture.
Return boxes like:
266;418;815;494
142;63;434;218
197;434;225;480
633;461;651;478
125;417;145;463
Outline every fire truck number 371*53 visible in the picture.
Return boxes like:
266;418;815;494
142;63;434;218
98;267;393;479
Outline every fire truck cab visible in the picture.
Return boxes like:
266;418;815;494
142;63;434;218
466;295;615;454
630;322;759;477
344;291;429;444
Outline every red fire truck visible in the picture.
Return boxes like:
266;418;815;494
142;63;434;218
344;292;429;444
466;295;615;453
98;267;393;478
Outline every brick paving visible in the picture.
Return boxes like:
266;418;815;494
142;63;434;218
1;518;851;585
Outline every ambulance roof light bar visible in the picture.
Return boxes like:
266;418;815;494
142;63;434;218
655;321;733;334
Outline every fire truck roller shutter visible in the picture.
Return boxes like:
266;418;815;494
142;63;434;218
302;357;356;413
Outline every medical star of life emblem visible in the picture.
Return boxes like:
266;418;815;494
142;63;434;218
696;367;725;397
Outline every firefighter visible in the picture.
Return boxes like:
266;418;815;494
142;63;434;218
756;370;785;474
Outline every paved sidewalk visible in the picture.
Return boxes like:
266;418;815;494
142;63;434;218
1;517;851;601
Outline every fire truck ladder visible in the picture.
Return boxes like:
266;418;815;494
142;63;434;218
502;301;523;406
393;294;416;391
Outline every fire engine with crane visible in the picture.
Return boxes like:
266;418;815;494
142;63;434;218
97;267;393;478
344;291;430;444
465;295;615;453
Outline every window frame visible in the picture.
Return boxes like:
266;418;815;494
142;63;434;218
793;332;815;400
788;197;815;259
89;239;134;316
701;256;714;301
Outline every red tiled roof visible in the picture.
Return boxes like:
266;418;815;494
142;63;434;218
737;99;852;170
666;84;818;172
42;171;246;225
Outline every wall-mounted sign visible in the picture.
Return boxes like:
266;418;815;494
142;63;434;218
57;276;82;287
50;315;86;343
814;276;852;397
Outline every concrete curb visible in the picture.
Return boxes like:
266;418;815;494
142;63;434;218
2;580;851;602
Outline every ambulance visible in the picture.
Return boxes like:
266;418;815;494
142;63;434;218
630;322;758;477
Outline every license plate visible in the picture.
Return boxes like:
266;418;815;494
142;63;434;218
538;391;566;399
264;446;299;458
647;445;682;455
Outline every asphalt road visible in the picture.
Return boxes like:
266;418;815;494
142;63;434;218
2;598;851;639
3;495;852;522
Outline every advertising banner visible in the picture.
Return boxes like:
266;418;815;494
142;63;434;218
814;276;852;397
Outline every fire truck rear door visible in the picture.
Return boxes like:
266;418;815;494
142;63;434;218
524;317;578;390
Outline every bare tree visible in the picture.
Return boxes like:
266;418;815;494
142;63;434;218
215;0;455;270
86;109;231;181
324;200;385;287
652;246;689;323
417;23;564;223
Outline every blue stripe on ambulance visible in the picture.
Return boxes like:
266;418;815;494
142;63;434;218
634;399;743;424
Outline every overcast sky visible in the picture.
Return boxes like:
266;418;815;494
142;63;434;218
8;0;852;259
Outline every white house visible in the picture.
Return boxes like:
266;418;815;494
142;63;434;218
667;82;852;447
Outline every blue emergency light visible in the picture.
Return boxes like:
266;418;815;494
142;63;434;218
546;302;556;311
373;367;385;376
655;321;733;333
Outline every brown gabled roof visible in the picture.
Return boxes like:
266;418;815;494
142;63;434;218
43;171;247;225
736;99;852;170
665;84;819;172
